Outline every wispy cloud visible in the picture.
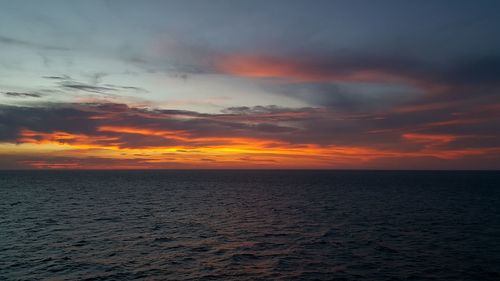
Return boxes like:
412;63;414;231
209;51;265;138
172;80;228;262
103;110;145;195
2;92;42;98
0;35;70;51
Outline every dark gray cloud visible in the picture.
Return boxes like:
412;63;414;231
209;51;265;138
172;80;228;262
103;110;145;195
40;75;149;95
276;82;419;112
42;75;71;80
0;103;299;146
103;84;149;93
444;56;500;86
3;92;42;98
60;82;117;93
0;101;498;150
0;104;98;142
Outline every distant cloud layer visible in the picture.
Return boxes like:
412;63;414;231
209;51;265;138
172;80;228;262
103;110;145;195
1;101;499;169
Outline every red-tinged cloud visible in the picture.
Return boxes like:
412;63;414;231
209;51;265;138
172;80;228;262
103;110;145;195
216;55;419;84
1;102;499;169
215;54;500;105
402;133;458;144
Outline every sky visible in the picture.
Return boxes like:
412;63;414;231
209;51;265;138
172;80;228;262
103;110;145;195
1;0;500;169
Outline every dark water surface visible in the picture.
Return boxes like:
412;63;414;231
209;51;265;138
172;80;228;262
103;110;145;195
1;170;500;280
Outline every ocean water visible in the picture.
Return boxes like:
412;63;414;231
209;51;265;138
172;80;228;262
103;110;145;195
1;170;500;281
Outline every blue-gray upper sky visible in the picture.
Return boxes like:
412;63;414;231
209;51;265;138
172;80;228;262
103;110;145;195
1;0;499;169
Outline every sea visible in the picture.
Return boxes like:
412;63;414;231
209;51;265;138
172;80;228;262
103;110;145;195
1;170;499;280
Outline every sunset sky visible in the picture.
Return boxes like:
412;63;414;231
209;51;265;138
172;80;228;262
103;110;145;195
1;0;499;169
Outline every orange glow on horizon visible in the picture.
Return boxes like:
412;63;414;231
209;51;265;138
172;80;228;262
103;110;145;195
2;127;498;169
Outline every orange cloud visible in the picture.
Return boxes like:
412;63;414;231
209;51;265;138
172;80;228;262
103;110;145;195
216;55;418;84
402;133;457;144
423;119;485;128
5;127;498;169
97;125;287;147
1;103;497;169
98;126;190;141
19;161;82;169
19;129;121;149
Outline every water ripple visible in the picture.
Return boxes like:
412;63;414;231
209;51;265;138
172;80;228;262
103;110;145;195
1;170;500;280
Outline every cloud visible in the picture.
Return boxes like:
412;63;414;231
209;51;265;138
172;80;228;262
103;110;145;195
60;82;117;93
0;101;499;169
215;53;500;89
222;105;313;115
275;82;420;112
0;103;298;147
443;56;500;85
104;85;149;93
42;75;71;80
3;92;42;98
0;35;70;51
40;74;149;96
216;54;415;83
